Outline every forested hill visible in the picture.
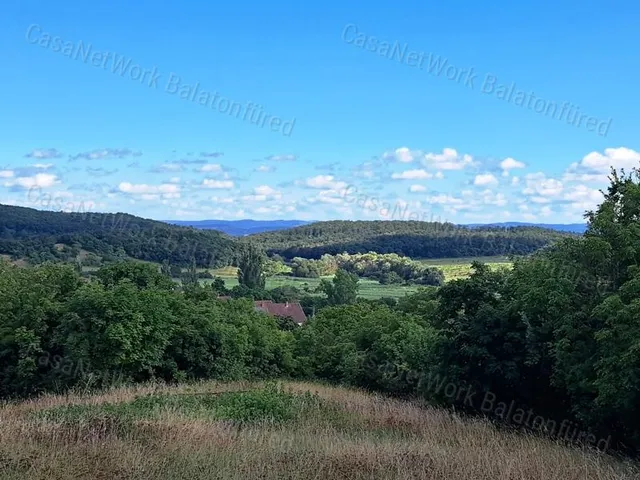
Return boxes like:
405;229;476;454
0;204;236;267
249;220;576;259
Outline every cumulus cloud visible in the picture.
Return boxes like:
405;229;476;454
119;182;180;196
564;147;640;182
199;164;222;172
522;172;563;197
579;147;640;172
255;165;274;173
4;173;59;189
382;147;418;163
392;169;432;180
304;175;347;190
424;148;474;170
202;179;234;189
0;170;14;178
500;157;526;170
409;184;427;192
426;194;465;205
473;173;499;186
242;185;282;201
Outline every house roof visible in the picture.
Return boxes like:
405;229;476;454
254;300;307;325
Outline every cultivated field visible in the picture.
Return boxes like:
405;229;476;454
1;381;636;480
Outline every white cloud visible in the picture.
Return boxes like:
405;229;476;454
255;165;274;173
579;147;640;172
0;170;14;178
530;196;551;204
202;179;234;189
199;164;222;172
500;157;525;170
426;194;464;205
539;206;553;217
119;182;181;198
254;185;278;196
392;169;432;180
305;175;347;190
562;185;605;210
424;148;474;170
210;196;234;204
395;147;414;162
409;184;427;192
242;185;282;202
32;163;54;170
5;173;59;189
522;173;563;197
169;177;181;184
473;173;499;186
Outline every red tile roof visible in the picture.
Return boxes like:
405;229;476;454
254;300;307;325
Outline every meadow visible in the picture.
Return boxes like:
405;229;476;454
417;256;513;282
205;256;514;299
1;380;636;480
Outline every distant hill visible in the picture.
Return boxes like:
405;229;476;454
170;219;588;236
164;219;312;236
0;204;237;268
249;220;576;260
465;222;587;234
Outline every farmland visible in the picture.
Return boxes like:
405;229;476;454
202;256;514;299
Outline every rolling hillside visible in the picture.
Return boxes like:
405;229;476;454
0;204;237;268
248;220;576;259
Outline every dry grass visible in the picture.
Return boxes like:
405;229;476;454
0;381;637;480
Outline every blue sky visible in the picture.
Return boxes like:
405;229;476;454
1;0;638;223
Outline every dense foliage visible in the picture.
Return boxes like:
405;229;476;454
0;261;296;397
249;220;573;259
0;204;237;268
295;168;640;456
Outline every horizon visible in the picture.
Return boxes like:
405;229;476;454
2;199;586;228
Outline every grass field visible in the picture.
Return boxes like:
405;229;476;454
205;272;421;300
417;256;513;282
205;256;513;298
1;380;636;479
76;255;513;300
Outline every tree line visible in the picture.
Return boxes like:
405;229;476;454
0;204;237;268
0;204;573;270
248;220;573;259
